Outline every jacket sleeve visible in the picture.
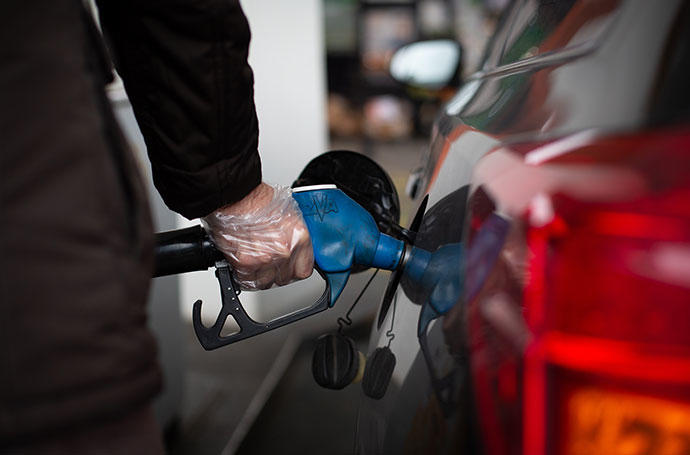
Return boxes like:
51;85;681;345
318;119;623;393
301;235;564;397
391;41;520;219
96;0;261;219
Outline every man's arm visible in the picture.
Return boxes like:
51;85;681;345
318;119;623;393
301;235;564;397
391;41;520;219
97;0;313;288
96;0;261;220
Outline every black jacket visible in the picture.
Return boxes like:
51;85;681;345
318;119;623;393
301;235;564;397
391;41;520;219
0;0;260;444
98;0;262;219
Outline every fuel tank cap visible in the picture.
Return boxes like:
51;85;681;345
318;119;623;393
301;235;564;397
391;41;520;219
312;333;360;390
362;346;396;400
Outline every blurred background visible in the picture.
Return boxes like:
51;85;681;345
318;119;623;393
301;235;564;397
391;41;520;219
102;0;509;453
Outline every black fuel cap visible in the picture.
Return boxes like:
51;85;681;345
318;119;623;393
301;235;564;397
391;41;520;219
312;333;360;390
362;346;396;400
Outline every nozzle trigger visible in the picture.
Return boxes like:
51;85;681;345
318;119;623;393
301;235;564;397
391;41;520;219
192;262;332;350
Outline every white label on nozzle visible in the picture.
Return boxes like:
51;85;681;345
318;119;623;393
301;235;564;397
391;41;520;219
292;184;338;193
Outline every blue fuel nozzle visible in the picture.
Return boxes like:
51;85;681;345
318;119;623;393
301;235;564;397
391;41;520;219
156;184;408;351
293;185;406;305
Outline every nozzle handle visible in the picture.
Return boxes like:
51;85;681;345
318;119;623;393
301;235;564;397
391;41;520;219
152;225;333;350
193;263;332;350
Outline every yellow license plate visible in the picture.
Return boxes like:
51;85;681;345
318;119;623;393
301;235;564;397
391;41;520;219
565;388;690;455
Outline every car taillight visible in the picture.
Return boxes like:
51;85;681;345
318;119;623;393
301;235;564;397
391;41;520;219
467;127;690;455
524;189;690;455
556;379;690;455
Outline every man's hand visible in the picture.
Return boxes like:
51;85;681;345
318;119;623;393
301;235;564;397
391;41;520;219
202;183;314;290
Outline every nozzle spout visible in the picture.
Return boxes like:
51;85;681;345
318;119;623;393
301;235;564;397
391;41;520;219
372;233;406;271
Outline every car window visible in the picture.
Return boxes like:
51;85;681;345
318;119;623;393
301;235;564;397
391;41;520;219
496;0;622;67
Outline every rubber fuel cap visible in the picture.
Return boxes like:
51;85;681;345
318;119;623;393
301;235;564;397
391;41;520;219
312;333;360;390
362;346;396;399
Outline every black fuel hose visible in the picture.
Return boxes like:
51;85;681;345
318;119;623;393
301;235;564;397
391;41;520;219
153;225;223;277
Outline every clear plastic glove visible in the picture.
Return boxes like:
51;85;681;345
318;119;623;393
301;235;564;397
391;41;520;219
202;183;314;290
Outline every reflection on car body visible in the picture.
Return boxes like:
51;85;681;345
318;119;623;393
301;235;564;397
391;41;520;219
357;0;690;454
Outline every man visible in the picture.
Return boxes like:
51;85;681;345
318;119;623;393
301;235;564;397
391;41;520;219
0;0;312;452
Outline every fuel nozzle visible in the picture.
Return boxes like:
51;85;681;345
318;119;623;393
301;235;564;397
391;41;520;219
292;185;407;305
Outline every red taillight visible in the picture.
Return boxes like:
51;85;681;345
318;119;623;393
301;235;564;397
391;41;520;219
467;127;690;455
523;191;690;455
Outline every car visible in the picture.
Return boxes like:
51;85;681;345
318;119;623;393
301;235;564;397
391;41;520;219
355;0;690;454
